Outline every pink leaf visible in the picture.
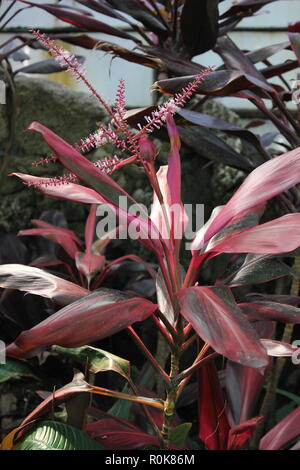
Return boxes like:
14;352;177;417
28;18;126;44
0;264;89;306
85;204;97;253
75;252;105;281
206;214;300;255
12;173;106;204
260;406;300;450
260;338;299;357
191;146;300;250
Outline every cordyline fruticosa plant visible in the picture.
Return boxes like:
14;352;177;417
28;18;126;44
3;0;300;175
1;30;300;451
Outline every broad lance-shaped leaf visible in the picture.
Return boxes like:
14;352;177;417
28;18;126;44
198;363;230;450
0;358;39;383
226;320;273;425
0;264;89;305
220;253;295;287
240;301;300;323
19;1;138;41
260;406;300;450
52;345;130;379
205;214;300;256
191;146;300;250
198;362;230;450
26;123;162;254
177;286;269;370
180;0;219;57
13;421;103;450
87;416;160;450
6;289;157;358
178;109;266;166
226;360;270;424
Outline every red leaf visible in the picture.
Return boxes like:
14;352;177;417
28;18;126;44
7;289;156;358
177;286;269;370
198;363;230;450
87;418;160;450
227;417;264;450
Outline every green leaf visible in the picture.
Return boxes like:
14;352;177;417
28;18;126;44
108;384;132;420
169;423;192;448
14;421;104;450
276;388;300;405
0;358;38;383
52;345;130;379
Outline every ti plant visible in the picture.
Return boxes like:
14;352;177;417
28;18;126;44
1;30;300;450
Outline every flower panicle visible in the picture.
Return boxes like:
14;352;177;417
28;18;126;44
25;173;78;189
30;30;114;118
30;30;86;79
135;66;213;137
114;79;127;121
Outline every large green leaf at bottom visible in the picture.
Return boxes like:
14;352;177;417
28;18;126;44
14;421;104;450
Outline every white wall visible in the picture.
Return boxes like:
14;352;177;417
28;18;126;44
1;0;299;111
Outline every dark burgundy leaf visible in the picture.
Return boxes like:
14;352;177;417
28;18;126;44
178;125;253;171
246;41;290;64
220;254;295;287
240;301;300;323
19;1;138;41
198;363;230;450
214;35;273;93
178;109;266;165
180;0;219;56
220;1;280;20
14;58;82;75
105;0;167;33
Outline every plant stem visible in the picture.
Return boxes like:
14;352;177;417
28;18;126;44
161;352;180;448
